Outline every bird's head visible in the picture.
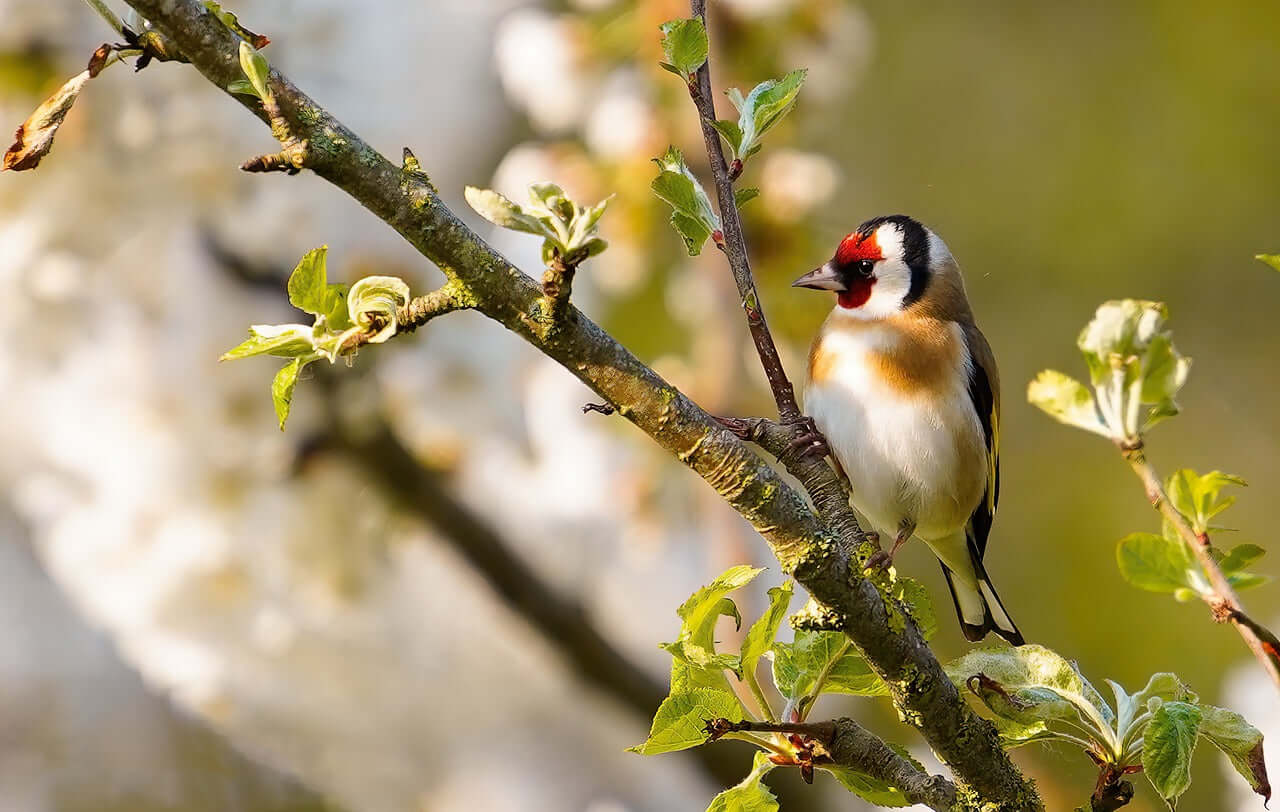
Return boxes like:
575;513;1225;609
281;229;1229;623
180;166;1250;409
792;214;955;319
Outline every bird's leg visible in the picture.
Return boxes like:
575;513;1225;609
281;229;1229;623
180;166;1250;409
784;414;830;459
865;520;914;571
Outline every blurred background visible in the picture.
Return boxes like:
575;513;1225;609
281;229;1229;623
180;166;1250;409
1;0;1278;809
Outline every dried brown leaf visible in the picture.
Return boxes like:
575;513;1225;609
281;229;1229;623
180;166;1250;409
87;44;112;78
3;70;92;171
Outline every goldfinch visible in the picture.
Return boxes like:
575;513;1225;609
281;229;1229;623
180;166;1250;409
793;215;1023;645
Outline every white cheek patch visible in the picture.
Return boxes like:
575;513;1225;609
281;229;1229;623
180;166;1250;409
862;258;912;317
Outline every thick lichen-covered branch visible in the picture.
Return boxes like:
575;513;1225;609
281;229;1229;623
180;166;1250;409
108;2;1038;806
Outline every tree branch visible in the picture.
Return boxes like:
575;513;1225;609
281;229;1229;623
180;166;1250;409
1122;447;1280;692
101;3;1039;806
706;718;957;811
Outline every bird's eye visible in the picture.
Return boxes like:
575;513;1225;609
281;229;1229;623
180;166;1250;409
856;259;876;276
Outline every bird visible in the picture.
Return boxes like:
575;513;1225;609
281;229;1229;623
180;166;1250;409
792;214;1023;645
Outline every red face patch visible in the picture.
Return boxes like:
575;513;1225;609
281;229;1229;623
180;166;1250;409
835;229;882;266
837;278;875;309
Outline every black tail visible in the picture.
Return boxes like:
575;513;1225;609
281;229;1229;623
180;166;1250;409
940;549;1024;646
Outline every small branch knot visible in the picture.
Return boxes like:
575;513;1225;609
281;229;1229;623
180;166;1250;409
1210;598;1233;623
241;151;303;174
540;253;578;326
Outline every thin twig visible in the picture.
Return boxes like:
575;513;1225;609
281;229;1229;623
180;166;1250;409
706;718;957;811
1122;446;1280;692
397;284;467;334
687;0;801;425
82;0;125;34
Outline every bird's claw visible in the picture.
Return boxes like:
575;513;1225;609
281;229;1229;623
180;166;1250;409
864;550;893;571
786;416;830;459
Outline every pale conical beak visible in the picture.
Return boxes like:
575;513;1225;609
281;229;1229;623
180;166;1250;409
791;262;845;291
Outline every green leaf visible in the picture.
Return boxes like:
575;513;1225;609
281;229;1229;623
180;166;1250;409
1116;532;1200;594
734;187;760;208
1130;672;1198;711
464;186;556;239
1227;572;1271;591
1139;333;1191;426
1256;254;1280;272
1198;705;1271;802
221;324;315;360
669;211;714;255
735;69;806;158
740;582;792;684
1218;543;1265;575
711;119;744;158
658;19;708;78
771;630;886;700
628;688;742;755
664;566;762;697
1164;469;1247;535
1027;369;1110;437
287;247;327;312
1142;701;1202;805
286;246;351;327
347;275;411;344
238;40;270;101
652;146;720;256
205;1;270;48
271;357;311;430
945;645;1115;738
705;752;777;812
226;79;257;95
568;194;612;247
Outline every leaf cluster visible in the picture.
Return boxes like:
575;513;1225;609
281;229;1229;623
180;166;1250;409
1118;469;1268;600
946;646;1270;808
630;566;935;809
1028;300;1190;445
221;247;411;428
464;182;610;267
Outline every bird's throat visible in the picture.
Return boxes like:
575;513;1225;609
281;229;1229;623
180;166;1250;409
837;278;875;309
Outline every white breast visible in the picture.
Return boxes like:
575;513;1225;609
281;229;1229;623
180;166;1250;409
804;321;987;541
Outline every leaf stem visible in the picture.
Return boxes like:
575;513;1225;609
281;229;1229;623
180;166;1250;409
1122;447;1280;693
722;730;793;759
798;639;850;722
82;0;125;34
743;664;777;723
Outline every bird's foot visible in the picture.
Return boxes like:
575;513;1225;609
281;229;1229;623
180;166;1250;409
785;415;829;459
716;415;757;440
863;527;911;572
864;550;894;571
